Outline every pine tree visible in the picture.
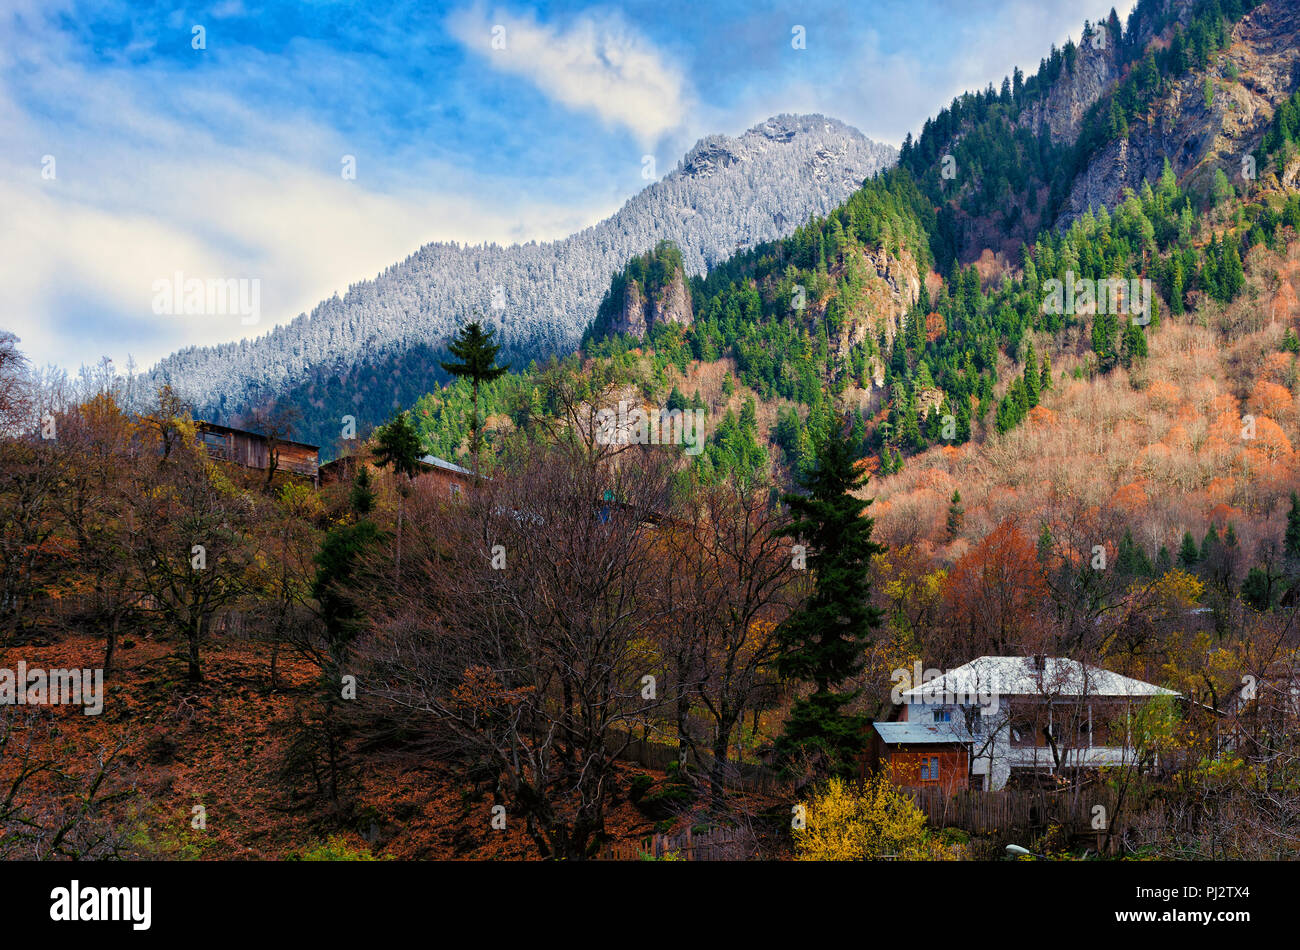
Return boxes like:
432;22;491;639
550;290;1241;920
440;320;510;474
1023;343;1040;408
1179;530;1200;568
946;490;965;541
776;417;885;778
349;465;375;516
1155;544;1173;576
1285;492;1300;559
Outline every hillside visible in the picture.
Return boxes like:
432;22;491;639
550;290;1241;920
140;115;896;451
410;0;1300;579
11;0;1300;874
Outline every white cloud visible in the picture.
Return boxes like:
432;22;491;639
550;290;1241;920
0;13;617;372
448;5;692;144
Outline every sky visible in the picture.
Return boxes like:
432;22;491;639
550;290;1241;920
0;0;1134;373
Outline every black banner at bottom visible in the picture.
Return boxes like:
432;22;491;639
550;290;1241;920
0;858;1278;939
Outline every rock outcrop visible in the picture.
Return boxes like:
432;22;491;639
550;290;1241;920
610;267;694;339
1060;1;1300;225
1017;29;1120;145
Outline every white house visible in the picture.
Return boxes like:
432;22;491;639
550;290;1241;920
881;656;1179;791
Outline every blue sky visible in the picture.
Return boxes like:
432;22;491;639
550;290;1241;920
1;0;1132;371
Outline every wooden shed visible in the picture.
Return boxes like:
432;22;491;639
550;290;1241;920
196;421;319;483
871;721;973;795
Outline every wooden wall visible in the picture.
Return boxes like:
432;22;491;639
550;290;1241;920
879;742;970;795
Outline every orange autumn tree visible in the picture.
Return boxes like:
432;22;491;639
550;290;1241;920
942;519;1047;657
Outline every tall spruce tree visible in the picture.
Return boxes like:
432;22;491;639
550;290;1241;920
946;490;965;541
775;416;884;777
1285;491;1300;559
440;320;510;474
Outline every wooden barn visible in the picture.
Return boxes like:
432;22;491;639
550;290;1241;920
196;421;319;484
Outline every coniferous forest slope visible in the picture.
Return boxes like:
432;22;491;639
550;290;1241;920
139;116;896;451
413;0;1300;564
8;0;1300;871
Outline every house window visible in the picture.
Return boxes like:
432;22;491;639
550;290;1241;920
920;756;939;781
933;708;951;724
450;482;462;499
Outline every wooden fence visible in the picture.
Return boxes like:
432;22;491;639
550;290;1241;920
906;786;1114;835
603;826;759;861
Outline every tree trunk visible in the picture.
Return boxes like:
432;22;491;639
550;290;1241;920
395;493;404;582
710;722;732;806
188;615;204;682
103;613;118;673
471;383;481;475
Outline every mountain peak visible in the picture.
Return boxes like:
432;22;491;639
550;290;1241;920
144;115;896;450
676;113;874;180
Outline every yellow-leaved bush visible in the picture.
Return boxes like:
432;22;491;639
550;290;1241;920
793;771;956;860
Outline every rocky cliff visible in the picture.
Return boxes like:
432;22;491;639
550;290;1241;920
1062;1;1300;224
610;267;694;339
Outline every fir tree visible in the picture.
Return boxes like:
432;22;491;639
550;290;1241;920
1023;343;1040;408
776;417;885;777
1120;322;1148;368
1286;492;1300;559
1092;311;1120;373
1155;544;1173;576
440;320;510;474
1200;524;1221;563
1117;528;1152;577
372;409;424;580
1242;565;1279;612
349;465;375;516
372;410;423;479
946;490;965;541
1179;530;1200;568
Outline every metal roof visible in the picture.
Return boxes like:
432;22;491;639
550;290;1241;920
418;454;473;475
901;656;1178;701
873;721;971;745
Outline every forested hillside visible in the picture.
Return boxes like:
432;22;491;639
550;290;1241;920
410;0;1300;588
140;115;895;453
